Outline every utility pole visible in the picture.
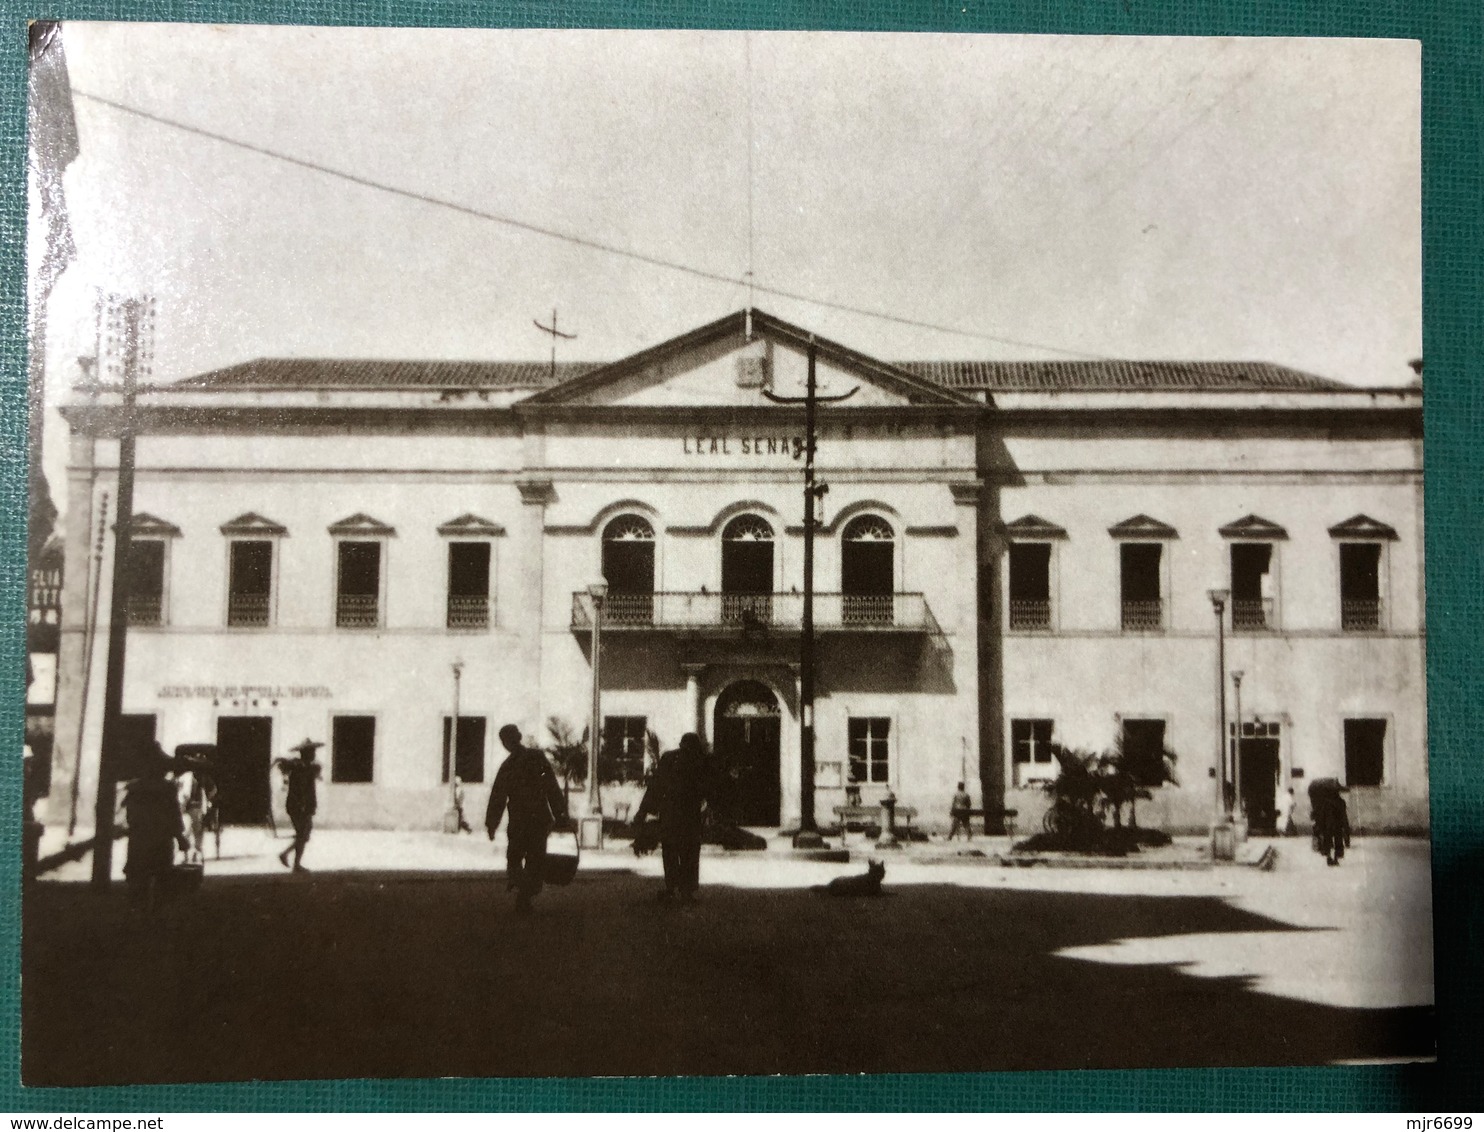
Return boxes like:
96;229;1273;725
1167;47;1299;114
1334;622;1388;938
763;338;855;847
91;295;153;889
533;310;576;385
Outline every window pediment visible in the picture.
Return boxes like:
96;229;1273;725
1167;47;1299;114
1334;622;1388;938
119;512;182;538
220;512;288;537
1108;514;1178;540
328;513;396;537
1218;514;1289;540
437;513;506;537
1003;514;1068;540
1328;514;1399;540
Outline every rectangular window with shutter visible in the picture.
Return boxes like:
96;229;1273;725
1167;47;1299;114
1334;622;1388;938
441;715;487;783
336;541;381;629
446;542;491;629
228;540;273;627
332;715;376;783
847;717;891;784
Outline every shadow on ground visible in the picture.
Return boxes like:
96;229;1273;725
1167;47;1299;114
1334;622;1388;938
23;870;1434;1085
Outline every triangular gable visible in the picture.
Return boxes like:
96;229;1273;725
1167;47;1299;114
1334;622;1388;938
1218;514;1289;540
437;513;506;537
1003;514;1068;540
1328;514;1399;540
328;512;396;536
520;309;972;409
220;512;288;536
1108;514;1178;539
120;512;182;538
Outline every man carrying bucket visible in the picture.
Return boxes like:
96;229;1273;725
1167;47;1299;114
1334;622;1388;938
485;724;567;915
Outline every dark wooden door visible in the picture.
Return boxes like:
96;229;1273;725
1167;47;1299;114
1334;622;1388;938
713;682;781;825
1239;738;1280;833
215;716;273;825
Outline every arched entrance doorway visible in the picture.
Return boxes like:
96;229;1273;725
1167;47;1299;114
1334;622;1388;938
713;680;781;826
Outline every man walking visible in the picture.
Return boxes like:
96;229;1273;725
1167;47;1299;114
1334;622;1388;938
948;781;974;841
485;724;566;914
633;732;709;902
275;739;323;872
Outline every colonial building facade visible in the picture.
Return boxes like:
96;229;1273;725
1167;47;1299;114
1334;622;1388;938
46;310;1427;835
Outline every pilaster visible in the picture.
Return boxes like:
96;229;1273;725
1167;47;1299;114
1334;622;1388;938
514;478;556;744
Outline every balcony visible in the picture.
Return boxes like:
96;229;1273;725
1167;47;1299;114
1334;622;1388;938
1341;598;1383;632
126;595;162;627
572;591;937;634
336;593;380;629
1120;599;1164;632
447;594;491;630
1231;598;1275;632
227;592;271;628
1008;599;1052;632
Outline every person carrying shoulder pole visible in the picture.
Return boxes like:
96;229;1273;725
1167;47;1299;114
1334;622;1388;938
274;738;323;873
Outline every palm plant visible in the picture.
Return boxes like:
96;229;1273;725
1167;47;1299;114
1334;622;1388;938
545;716;588;796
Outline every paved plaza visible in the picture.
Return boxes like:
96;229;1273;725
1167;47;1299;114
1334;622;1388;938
24;830;1434;1084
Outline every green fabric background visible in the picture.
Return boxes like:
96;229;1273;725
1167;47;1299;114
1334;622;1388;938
1;0;1479;1112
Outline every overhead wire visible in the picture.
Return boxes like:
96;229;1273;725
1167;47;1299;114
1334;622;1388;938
74;87;1105;358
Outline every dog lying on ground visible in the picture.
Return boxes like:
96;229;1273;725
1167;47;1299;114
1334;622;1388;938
814;859;886;896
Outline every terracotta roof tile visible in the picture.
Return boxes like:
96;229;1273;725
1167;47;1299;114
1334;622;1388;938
168;355;1349;394
170;358;602;390
894;359;1350;392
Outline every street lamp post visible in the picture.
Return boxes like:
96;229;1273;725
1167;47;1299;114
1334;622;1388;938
1207;589;1234;860
1232;669;1246;842
444;661;464;833
583;580;609;849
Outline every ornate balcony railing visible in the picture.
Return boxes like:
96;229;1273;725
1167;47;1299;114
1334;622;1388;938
1231;598;1275;632
1120;599;1165;632
1341;598;1383;632
227;592;271;628
722;593;774;626
1008;599;1052;631
336;593;380;629
572;591;936;634
602;594;657;625
126;595;163;627
446;594;491;630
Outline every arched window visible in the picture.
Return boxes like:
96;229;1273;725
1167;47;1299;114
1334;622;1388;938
602;514;655;624
841;514;895;624
721;514;774;625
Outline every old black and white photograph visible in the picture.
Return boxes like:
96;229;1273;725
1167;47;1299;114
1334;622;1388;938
22;24;1430;1085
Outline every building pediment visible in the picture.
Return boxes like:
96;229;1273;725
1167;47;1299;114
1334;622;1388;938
328;513;396;537
1328;514;1399;540
1108;514;1178;539
437;513;506;537
520;309;971;411
1218;514;1289;540
220;511;288;536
